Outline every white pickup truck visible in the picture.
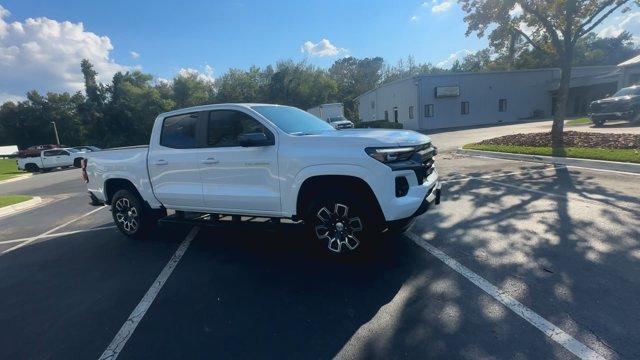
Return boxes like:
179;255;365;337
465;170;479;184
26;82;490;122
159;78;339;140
18;148;85;172
84;104;440;254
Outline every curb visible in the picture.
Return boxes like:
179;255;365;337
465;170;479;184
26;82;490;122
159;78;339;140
0;196;43;219
458;148;640;174
0;173;33;185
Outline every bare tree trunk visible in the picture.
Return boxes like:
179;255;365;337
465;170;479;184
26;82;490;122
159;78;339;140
552;54;572;150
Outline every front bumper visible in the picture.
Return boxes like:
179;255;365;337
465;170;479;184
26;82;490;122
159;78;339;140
413;181;441;217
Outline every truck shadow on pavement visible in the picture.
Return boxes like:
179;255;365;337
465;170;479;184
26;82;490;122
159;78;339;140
119;222;424;359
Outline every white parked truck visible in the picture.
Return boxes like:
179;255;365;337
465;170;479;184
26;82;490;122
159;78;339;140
18;148;85;172
307;103;354;129
84;104;440;254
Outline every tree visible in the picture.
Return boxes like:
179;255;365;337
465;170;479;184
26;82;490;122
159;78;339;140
172;72;215;108
329;57;385;120
459;0;637;148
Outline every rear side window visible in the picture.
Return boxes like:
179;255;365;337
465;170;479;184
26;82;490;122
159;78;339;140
207;110;272;147
43;150;56;156
161;113;199;149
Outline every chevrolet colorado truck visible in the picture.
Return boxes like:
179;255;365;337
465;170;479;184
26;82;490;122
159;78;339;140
18;148;85;172
589;85;640;126
84;104;440;254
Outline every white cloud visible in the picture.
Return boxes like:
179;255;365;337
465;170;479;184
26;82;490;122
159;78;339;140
432;1;453;13
177;64;215;83
437;49;473;68
130;51;140;59
509;4;523;18
300;38;347;57
597;11;640;44
410;15;419;22
0;5;127;102
0;92;25;104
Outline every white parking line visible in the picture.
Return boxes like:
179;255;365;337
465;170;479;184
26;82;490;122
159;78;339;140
0;225;116;245
405;231;606;360
99;226;200;360
565;164;640;177
2;205;107;254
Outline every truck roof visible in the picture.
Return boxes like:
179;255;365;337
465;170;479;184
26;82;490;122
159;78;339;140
157;103;288;118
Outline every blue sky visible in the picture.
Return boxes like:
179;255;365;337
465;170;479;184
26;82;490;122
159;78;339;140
0;0;637;102
2;0;486;73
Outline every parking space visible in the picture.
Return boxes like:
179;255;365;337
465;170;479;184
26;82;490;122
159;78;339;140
0;149;638;359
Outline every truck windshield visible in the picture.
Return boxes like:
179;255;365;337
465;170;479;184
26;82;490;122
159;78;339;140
252;106;335;134
613;87;640;97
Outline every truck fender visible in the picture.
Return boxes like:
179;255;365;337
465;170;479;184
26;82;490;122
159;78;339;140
101;172;162;209
284;164;382;217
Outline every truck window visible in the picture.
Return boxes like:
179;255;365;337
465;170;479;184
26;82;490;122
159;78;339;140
207;110;272;147
160;113;199;149
43;150;56;156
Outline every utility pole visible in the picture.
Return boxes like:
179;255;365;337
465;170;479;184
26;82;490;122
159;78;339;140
51;121;60;146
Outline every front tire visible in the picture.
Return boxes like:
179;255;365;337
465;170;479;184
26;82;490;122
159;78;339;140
304;190;379;255
591;117;605;127
111;189;164;239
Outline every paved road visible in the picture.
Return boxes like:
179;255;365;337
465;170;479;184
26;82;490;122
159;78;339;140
0;123;638;359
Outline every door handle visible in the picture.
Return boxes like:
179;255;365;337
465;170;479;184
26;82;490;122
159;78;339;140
153;159;169;166
201;158;219;165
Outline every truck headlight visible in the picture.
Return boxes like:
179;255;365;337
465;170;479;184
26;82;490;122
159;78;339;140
365;146;415;163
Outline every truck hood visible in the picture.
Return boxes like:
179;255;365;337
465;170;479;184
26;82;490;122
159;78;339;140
303;129;432;147
593;95;638;104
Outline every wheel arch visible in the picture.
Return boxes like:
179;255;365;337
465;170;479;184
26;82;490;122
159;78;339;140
104;178;143;205
295;174;384;223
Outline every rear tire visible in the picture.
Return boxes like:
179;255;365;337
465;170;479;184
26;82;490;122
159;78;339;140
24;163;39;173
304;189;380;255
111;189;165;240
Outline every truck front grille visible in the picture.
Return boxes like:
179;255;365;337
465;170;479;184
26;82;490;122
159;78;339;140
414;142;436;185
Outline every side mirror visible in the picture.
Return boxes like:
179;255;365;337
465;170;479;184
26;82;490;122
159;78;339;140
238;132;274;147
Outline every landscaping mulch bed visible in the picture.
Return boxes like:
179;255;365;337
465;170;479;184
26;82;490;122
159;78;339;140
475;131;640;149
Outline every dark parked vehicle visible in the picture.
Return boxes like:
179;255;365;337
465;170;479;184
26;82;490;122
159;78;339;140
17;144;68;158
588;85;640;126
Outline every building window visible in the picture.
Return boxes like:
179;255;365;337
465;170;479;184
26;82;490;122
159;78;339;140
461;101;469;115
384;110;389;121
498;99;507;112
424;104;434;117
371;101;375;109
393;107;399;123
409;106;414;119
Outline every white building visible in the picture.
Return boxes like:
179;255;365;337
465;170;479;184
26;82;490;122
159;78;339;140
357;57;640;131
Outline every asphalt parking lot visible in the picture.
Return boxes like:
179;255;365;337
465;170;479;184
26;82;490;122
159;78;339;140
1;126;639;359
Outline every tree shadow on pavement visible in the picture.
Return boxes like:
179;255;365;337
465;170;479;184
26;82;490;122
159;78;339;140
395;163;640;359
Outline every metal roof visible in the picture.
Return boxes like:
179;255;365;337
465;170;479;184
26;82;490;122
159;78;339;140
618;54;640;67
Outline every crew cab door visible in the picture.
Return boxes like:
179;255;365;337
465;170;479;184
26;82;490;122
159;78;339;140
147;112;205;209
41;150;62;168
57;150;74;166
199;109;280;213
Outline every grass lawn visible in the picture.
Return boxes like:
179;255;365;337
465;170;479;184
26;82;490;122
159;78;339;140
463;144;640;163
0;195;33;208
0;158;25;181
565;117;592;125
